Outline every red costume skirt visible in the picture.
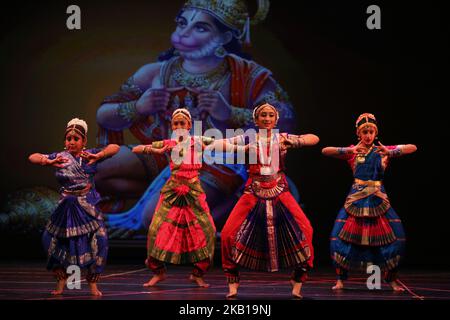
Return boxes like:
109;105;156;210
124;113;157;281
222;173;314;274
146;176;216;265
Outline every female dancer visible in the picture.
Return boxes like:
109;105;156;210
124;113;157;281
133;108;245;288
322;113;417;291
28;118;120;296
221;103;318;298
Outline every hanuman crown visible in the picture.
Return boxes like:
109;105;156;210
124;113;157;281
183;0;270;44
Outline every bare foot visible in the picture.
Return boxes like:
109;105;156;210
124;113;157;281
290;280;303;299
89;283;103;296
332;280;344;290
189;275;210;288
226;282;239;298
389;280;405;292
51;279;66;295
143;273;167;287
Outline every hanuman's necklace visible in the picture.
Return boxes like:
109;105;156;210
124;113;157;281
171;59;229;88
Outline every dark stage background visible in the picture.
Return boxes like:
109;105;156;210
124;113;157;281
0;1;447;268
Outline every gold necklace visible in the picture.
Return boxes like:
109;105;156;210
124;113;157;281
172;59;228;88
355;145;374;164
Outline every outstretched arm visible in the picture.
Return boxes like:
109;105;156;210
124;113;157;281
376;142;418;157
101;144;121;158
209;138;248;153
132;142;170;155
80;144;121;165
299;134;320;147
322;141;367;159
28;153;68;168
282;134;320;149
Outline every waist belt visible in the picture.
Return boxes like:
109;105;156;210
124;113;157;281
62;184;91;196
354;179;382;187
249;172;284;183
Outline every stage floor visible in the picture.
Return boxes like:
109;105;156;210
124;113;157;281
1;262;449;300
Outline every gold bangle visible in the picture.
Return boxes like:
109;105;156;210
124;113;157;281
117;101;140;123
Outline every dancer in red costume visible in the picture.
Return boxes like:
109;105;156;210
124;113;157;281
133;108;245;288
221;103;319;298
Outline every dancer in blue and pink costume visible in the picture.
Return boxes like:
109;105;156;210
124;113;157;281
322;113;417;292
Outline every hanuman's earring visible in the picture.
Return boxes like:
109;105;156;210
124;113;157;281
214;46;227;58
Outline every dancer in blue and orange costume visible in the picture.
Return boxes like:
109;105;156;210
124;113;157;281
221;103;319;298
133;108;246;288
28;118;120;296
322;113;417;291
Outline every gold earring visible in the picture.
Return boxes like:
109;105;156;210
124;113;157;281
214;46;227;58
